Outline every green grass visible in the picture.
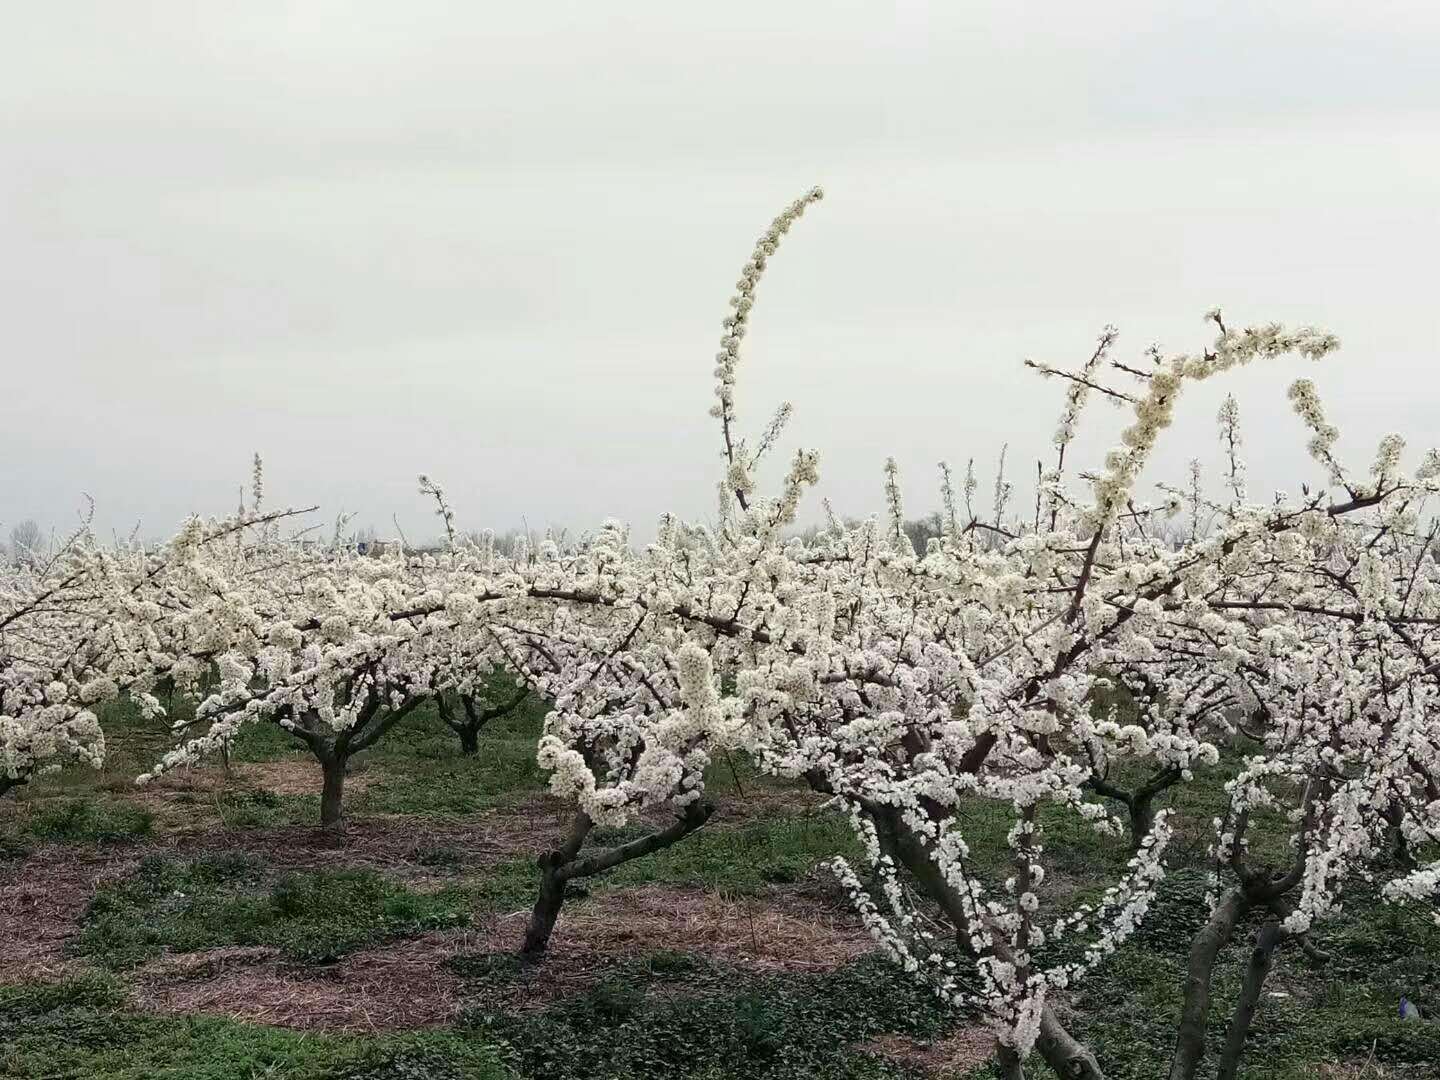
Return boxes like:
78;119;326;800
355;699;549;818
949;754;1301;912
698;748;795;799
231;718;308;763
211;788;320;829
0;976;509;1080
1011;873;1440;1080
472;857;542;916
595;812;859;892
462;810;858;930
0;957;957;1080
21;798;155;844
0;798;158;848
9;683;1435;1080
463;952;956;1080
73;855;474;968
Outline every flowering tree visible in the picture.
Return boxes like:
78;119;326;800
0;501;309;798
542;190;1440;1079
139;489;732;942
140;532;446;830
13;191;1439;1080
7;519;44;568
1;548;107;794
1163;404;1440;1080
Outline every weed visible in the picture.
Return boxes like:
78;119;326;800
24;799;154;844
464;953;955;1080
74;855;473;968
0;977;507;1080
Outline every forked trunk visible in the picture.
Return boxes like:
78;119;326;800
518;803;713;960
1216;918;1286;1080
1169;888;1247;1080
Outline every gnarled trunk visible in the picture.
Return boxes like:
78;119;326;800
1216;917;1286;1080
519;802;714;960
868;806;1106;1079
1169;888;1247;1080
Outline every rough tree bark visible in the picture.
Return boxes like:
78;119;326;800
521;809;594;958
1168;888;1247;1080
319;754;346;831
1216;917;1287;1080
520;800;715;961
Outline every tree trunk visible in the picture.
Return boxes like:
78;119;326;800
518;804;713;961
1216;918;1285;1080
996;1043;1027;1080
520;853;567;961
458;726;480;756
519;812;594;961
319;755;347;831
1091;767;1178;854
1129;794;1157;852
869;807;1106;1080
1169;888;1247;1080
1037;1008;1105;1079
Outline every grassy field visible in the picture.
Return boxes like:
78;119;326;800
2;699;1438;1079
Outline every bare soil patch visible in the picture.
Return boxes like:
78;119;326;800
860;1028;996;1077
130;936;463;1032
114;885;875;1031
468;885;877;1009
705;784;827;824
0;847;139;980
166;796;574;877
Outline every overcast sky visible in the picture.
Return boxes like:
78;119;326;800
3;2;1439;544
